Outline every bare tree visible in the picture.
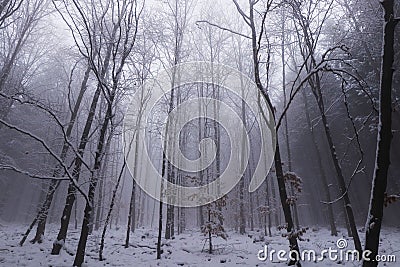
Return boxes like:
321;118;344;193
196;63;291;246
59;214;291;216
19;61;91;245
125;37;155;246
0;0;24;27
0;0;48;124
50;0;127;255
286;0;362;252
71;0;142;264
231;0;301;264
286;42;338;236
281;7;300;231
363;1;398;266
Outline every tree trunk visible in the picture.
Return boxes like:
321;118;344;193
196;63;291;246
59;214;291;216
292;3;361;250
156;194;163;259
316;95;362;252
20;63;91;246
157;71;177;257
301;89;337;236
89;131;113;235
164;84;176;240
238;42;247;235
94;138;113;231
198;84;205;229
208;207;212;254
51;82;103;255
363;1;396;266
248;3;300;264
73;89;116;266
274;140;301;265
281;9;300;231
51;32;115;255
265;178;272;237
125;131;140;247
269;173;280;227
212;80;223;227
99;161;127;261
238;111;246;235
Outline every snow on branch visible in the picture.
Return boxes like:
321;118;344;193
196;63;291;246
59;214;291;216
0;91;93;172
276;45;377;130
320;77;367;205
0;119;90;205
0;165;69;181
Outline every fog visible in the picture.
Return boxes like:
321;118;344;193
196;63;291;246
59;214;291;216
0;0;399;266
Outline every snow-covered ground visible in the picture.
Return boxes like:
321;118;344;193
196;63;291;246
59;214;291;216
0;224;399;266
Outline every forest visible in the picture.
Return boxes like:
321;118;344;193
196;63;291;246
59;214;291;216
0;0;399;266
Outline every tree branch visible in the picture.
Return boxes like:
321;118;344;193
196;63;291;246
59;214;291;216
0;165;69;181
232;0;251;26
196;20;251;39
0;119;90;205
0;92;93;172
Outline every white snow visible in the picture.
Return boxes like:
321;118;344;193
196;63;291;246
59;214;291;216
0;224;399;266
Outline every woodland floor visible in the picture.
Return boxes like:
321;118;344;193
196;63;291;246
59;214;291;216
0;223;399;266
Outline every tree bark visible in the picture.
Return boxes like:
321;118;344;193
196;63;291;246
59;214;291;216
73;92;115;266
363;1;396;266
